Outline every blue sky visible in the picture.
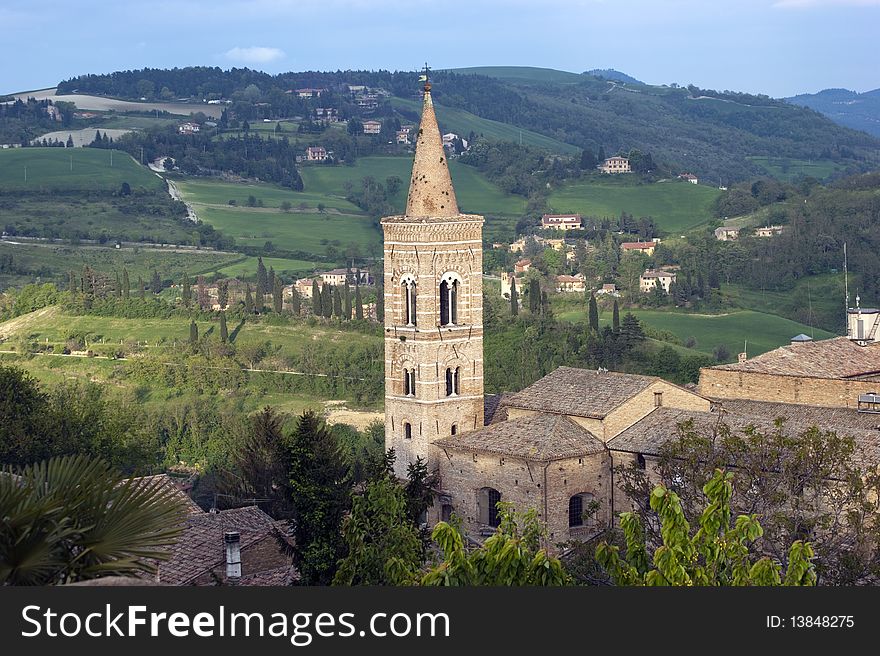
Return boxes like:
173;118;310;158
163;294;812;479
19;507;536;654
2;0;877;97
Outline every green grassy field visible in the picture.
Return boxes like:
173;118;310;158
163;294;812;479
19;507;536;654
0;241;242;289
548;177;721;234
747;156;848;182
195;205;380;257
299;156;527;217
0;307;381;356
557;306;835;357
174;178;363;214
390;97;579;154
0;148;164;192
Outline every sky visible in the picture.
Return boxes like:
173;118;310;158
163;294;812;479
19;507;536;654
1;0;878;98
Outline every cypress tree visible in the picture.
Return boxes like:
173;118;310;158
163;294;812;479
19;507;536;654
218;279;229;309
220;312;228;343
255;280;264;312
510;277;518;316
332;286;343;317
68;270;77;294
292;287;302;315
322;285;333;318
343;280;352;320
137;276;145;300
181;274;192;308
122;268;130;300
245;283;254;314
598;145;606;162
257;257;268;293
354;284;364;320
374;268;384;321
150;270;162;294
114;272;121;298
588;293;599;333
268;266;276;296
312;280;321;315
273;276;283;313
189;320;198;345
528;279;541;314
612;299;620;332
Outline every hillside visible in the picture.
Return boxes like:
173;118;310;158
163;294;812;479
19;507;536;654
786;88;880;138
50;66;880;183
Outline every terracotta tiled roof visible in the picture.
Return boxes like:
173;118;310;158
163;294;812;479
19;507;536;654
503;367;657;419
709;337;880;379
435;413;605;461
155;506;285;585
125;474;203;516
607;403;880;468
483;393;510;425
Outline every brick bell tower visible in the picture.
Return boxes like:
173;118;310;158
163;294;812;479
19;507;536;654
381;68;484;479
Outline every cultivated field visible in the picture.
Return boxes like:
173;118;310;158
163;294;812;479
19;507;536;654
548;177;721;234
747;156;848;182
0;148;163;191
34;128;133;148
9;88;222;118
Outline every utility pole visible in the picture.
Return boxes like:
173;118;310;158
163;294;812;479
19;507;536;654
24;165;27;183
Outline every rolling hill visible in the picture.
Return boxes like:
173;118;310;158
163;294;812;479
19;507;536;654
786;87;880;137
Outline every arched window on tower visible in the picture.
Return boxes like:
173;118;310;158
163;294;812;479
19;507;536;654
439;273;460;326
401;276;417;326
445;366;461;397
403;368;416;396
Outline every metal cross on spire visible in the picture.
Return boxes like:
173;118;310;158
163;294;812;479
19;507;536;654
420;62;431;92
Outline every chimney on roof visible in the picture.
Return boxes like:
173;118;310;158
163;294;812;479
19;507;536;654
224;531;241;580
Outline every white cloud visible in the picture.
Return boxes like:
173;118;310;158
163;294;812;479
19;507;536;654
223;46;286;64
773;0;880;8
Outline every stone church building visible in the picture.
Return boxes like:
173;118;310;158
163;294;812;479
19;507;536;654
384;76;880;551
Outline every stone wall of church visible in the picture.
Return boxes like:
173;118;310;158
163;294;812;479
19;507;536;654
438;448;612;553
699;368;878;408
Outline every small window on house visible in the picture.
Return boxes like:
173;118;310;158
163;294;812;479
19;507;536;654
569;495;584;528
441;504;453;522
637;453;646;469
451;424;458;436
478;487;502;527
404;422;412;440
654;391;663;407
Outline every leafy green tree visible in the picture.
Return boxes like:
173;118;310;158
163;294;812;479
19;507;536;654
289;411;352;585
281;200;292;212
422;504;570;586
150;270;162;294
68;271;78;295
620;312;645;349
596;469;817;586
0;456;186;585
219;312;228;343
354;284;364;320
0;365;50;467
332;475;423;585
588;292;599;333
510;277;518;316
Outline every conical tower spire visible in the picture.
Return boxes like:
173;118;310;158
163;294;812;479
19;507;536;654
405;67;459;217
